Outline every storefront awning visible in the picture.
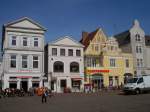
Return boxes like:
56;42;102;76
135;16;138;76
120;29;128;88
16;76;32;78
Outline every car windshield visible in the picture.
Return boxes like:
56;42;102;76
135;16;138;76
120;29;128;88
127;78;138;83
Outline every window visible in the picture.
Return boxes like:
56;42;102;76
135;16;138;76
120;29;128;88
125;59;129;68
109;76;113;86
137;78;143;84
68;49;73;56
139;46;142;53
12;36;16;46
110;59;116;67
23;37;27;46
34;38;38;47
136;46;138;53
140;59;143;67
76;50;81;56
10;55;16;68
70;62;79;72
92;58;96;67
60;49;65;56
136;46;142;53
52;48;57;56
53;61;64;72
137;59;140;67
135;34;141;41
95;46;98;51
137;58;143;67
22;55;28;68
33;56;38;68
111;46;114;51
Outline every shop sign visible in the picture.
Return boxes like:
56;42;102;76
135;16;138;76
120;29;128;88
87;69;109;74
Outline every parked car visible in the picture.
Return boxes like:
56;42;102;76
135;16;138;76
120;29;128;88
123;75;150;94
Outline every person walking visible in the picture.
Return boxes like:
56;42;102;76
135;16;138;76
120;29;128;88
41;88;48;103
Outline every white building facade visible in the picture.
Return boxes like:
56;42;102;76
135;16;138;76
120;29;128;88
47;37;84;93
1;17;46;91
115;20;150;76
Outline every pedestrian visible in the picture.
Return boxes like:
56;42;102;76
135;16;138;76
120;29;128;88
42;88;48;103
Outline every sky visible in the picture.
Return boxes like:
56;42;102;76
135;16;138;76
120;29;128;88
0;0;150;43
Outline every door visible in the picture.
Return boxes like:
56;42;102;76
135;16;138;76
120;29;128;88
60;79;67;92
21;80;28;92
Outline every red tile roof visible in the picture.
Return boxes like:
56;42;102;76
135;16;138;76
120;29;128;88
80;28;100;50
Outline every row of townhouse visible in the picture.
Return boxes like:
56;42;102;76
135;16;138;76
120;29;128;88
0;17;150;93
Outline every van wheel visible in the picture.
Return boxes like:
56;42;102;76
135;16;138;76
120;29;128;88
135;89;140;94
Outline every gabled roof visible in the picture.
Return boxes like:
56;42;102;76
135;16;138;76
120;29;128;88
114;31;132;53
114;30;131;46
4;17;46;31
80;28;100;49
48;36;84;47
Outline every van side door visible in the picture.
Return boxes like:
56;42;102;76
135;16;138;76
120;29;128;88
137;77;144;89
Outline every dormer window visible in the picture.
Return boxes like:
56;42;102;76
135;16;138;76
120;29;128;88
135;34;141;42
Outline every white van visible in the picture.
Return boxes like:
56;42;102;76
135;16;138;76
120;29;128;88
123;75;150;94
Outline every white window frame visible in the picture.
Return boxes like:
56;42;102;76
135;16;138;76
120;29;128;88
33;56;39;69
34;38;38;47
22;55;28;68
110;58;116;67
10;55;16;68
23;37;28;47
11;36;17;46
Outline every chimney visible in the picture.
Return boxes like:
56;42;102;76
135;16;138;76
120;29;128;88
81;31;89;43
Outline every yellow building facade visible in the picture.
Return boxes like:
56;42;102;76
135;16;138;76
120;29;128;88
80;28;134;90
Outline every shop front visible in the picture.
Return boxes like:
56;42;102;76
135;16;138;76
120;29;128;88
9;77;18;89
71;78;82;92
85;69;110;91
91;74;104;91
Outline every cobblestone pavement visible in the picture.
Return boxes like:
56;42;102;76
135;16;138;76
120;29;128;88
0;91;150;112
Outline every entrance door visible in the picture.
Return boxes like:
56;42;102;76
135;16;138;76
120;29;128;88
21;79;28;92
92;74;103;91
60;79;67;92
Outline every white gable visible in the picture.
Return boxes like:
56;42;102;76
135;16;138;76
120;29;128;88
51;37;84;47
10;20;41;29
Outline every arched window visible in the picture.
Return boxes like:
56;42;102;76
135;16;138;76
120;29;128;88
70;62;79;73
135;34;141;42
53;61;64;72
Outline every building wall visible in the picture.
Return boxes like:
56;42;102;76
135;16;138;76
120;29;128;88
129;20;146;75
83;29;134;89
2;18;45;90
145;47;150;74
48;38;84;93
